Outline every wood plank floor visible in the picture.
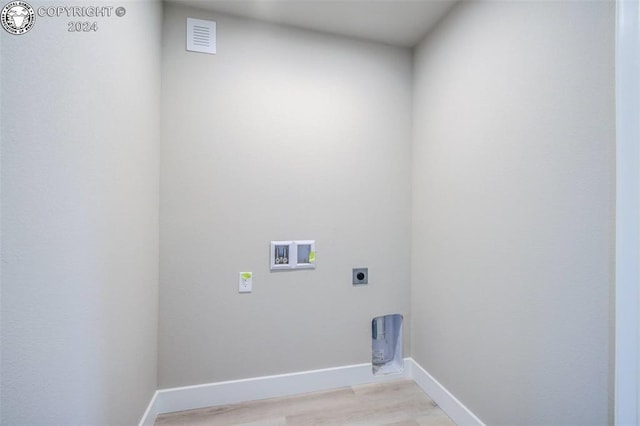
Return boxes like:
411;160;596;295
155;379;456;426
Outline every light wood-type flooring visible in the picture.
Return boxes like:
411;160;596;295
155;379;456;426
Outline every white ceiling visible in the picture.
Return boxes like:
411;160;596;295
170;0;458;47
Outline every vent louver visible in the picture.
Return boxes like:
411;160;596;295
186;18;216;55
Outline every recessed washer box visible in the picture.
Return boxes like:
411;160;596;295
270;240;316;270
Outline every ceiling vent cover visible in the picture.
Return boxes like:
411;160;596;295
186;17;216;55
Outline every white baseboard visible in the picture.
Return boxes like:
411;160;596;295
139;391;160;426
139;358;483;426
409;359;485;426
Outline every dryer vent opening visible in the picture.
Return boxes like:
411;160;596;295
372;314;403;375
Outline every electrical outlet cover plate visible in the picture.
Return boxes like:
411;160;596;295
353;268;368;285
239;272;252;293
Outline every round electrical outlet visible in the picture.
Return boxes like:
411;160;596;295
352;268;368;285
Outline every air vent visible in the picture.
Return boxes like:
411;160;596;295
186;18;216;55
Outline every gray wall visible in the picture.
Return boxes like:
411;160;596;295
0;1;616;424
411;1;615;425
0;2;161;424
159;4;412;388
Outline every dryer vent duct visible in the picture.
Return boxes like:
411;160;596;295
372;314;403;375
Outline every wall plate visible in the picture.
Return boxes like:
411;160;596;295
353;268;368;285
239;272;252;293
